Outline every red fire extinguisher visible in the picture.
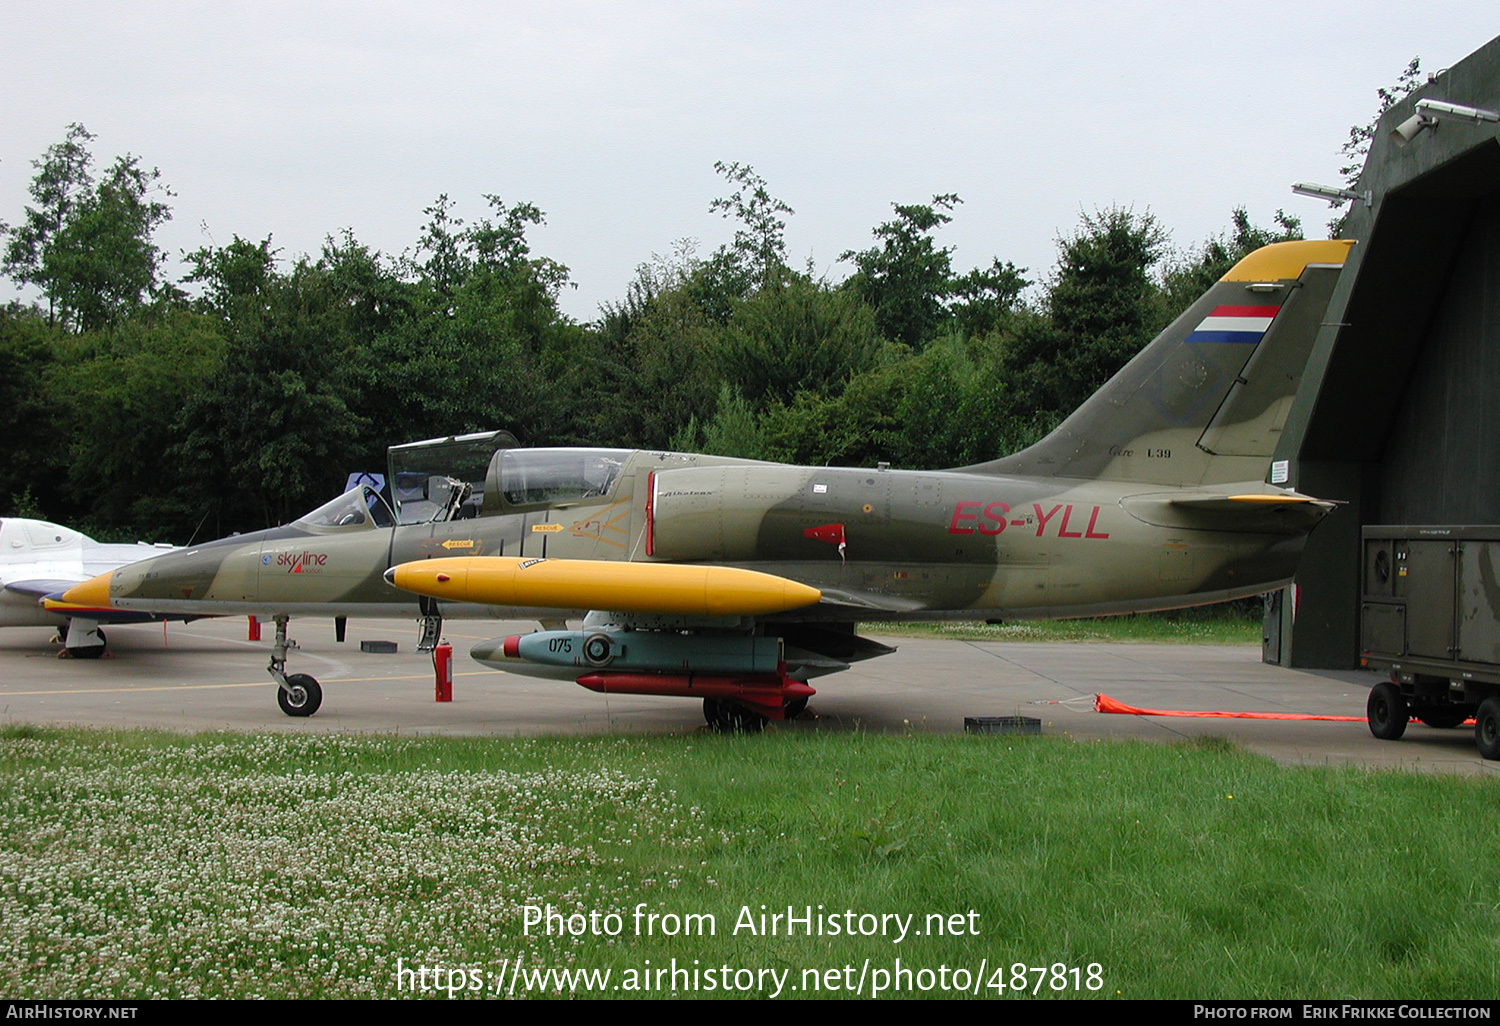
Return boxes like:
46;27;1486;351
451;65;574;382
434;641;453;702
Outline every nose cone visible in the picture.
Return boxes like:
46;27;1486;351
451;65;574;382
387;560;461;599
54;571;116;610
469;636;521;666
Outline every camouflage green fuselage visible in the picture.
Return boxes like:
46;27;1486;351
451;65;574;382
105;452;1311;623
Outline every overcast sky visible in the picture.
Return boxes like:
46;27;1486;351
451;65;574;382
2;2;1496;322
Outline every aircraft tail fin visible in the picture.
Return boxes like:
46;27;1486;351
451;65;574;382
973;239;1352;488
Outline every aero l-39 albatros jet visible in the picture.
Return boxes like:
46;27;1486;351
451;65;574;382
62;239;1351;729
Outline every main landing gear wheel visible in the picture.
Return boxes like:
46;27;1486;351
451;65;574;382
66;631;107;660
63;623;107;659
703;698;767;734
1417;708;1468;729
277;673;323;717
1367;681;1408;741
783;697;809;720
1475;698;1500;761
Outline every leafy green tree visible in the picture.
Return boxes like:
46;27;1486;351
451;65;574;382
584;283;723;448
1005;207;1169;417
949;258;1029;339
719;277;883;407
705;161;795;305
173;248;370;529
594;240;700;359
2;125;173;331
183;235;279;319
0;305;64;516
842;195;1028;348
46;310;224;535
760;380;894;468
671;383;768;460
841;194;960;348
369;196;576;446
2;124;95;326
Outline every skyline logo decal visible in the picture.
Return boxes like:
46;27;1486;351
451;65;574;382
276;551;328;574
1185;305;1279;344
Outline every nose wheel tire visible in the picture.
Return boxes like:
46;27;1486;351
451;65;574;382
65;628;107;659
278;674;323;717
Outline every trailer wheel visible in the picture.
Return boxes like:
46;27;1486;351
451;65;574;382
1367;681;1408;741
1475;698;1500;760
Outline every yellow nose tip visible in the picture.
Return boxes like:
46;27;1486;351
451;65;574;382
56;571;116;610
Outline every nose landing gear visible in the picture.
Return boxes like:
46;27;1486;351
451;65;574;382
268;615;322;717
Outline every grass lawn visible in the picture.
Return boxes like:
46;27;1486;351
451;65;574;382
1;725;1494;999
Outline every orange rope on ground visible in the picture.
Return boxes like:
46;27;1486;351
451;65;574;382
1094;693;1366;722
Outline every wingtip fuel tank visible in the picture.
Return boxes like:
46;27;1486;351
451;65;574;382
386;556;823;617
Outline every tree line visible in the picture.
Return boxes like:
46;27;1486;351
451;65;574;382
1;127;1303;541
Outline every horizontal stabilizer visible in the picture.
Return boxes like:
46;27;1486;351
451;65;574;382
1167;492;1334;511
1124;485;1334;534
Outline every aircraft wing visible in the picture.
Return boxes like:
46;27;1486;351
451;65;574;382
3;578;88;600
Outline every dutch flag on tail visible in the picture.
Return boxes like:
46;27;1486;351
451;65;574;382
1185;305;1280;344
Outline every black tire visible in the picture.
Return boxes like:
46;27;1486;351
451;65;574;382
65;628;107;660
784;697;809;720
1475;698;1500;760
1418;708;1468;729
703;697;726;729
1367;681;1408;740
723;703;767;733
702;698;766;733
278;674;323;717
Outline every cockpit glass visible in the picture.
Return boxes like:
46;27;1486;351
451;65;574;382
387;430;516;524
500;449;630;507
295;486;396;532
